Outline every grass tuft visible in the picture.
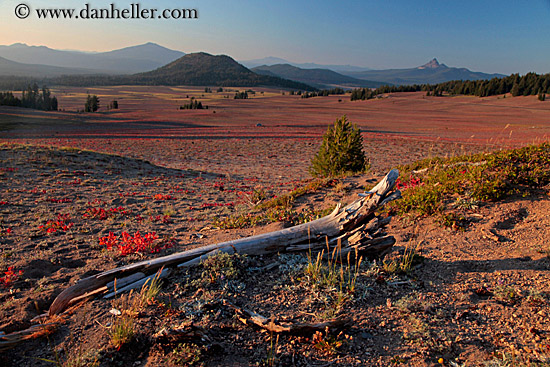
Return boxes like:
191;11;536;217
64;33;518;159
109;312;134;351
213;178;337;229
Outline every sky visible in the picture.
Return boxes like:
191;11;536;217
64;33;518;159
0;0;549;75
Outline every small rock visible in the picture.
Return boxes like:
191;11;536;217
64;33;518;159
360;331;374;339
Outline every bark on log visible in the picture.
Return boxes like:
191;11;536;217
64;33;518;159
48;169;400;316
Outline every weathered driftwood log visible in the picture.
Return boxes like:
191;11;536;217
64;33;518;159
48;169;400;316
0;322;59;352
103;268;171;299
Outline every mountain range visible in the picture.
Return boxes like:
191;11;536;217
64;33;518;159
0;42;508;88
0;42;185;74
240;57;372;73
341;58;506;85
251;64;386;89
131;53;314;89
0;56;98;76
4;52;313;91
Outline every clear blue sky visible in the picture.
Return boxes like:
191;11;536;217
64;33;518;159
1;0;549;74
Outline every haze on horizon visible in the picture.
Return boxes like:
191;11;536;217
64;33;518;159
0;0;549;75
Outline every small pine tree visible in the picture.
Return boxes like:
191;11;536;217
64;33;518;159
310;116;369;177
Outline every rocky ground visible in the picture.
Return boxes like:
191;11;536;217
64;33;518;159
0;141;548;366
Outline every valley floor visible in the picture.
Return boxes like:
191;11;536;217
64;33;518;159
1;90;549;365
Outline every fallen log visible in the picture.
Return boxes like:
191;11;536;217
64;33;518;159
103;268;171;299
0;322;59;352
48;169;401;316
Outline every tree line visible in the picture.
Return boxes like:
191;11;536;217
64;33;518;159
425;72;550;97
234;91;248;99
0;84;58;111
180;97;207;109
350;84;425;101
350;72;550;101
300;88;346;98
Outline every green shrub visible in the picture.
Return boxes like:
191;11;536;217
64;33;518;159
392;142;550;219
198;252;247;286
310;116;369;177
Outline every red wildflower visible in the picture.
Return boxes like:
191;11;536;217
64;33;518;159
0;267;23;288
99;231;170;256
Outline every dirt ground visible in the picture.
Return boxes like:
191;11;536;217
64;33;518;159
0;89;549;366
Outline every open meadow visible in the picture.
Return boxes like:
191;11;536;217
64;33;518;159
0;87;549;366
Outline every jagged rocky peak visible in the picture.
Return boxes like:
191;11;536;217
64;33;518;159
418;58;442;69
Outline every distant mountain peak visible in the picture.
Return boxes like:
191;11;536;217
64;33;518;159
418;58;445;69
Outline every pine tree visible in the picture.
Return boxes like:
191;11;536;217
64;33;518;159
84;95;92;112
310;116;369;177
85;94;99;112
51;96;58;111
511;83;520;97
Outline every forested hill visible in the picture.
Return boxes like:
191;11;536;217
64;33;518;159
131;53;315;89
